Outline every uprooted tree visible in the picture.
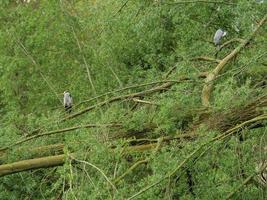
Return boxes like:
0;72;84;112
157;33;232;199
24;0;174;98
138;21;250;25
0;1;266;200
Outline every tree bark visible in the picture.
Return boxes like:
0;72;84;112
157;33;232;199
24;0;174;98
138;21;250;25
0;154;65;177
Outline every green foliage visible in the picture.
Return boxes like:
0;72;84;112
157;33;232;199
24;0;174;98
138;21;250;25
0;0;266;199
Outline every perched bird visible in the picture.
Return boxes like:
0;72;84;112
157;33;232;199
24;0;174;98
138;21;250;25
63;91;72;113
213;29;227;46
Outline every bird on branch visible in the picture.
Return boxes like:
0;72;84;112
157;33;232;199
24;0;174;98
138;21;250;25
214;28;227;48
63;91;72;113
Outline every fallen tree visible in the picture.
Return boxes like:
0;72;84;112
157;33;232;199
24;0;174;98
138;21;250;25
0;114;265;178
1;93;265;164
0;133;196;165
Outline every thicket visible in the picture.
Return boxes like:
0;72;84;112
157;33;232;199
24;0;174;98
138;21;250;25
0;0;266;199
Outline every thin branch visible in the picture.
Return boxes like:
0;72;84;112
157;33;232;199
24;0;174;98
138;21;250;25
72;27;96;93
163;66;177;79
132;98;159;106
71;156;117;192
0;133;196;165
114;0;131;16
68;157;78;200
114;137;164;184
6;30;62;104
218;38;245;51
62;79;192;121
113;159;148;184
74;28;123;87
191;56;221;63
0;123;121;152
75;72;208;109
74;80;181;108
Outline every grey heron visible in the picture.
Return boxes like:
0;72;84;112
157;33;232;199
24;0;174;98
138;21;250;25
63;91;72;113
213;29;227;46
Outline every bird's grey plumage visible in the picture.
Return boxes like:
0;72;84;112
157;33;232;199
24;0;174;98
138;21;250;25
214;29;227;46
63;91;72;113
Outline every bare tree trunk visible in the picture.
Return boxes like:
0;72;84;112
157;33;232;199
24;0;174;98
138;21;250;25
0;154;65;177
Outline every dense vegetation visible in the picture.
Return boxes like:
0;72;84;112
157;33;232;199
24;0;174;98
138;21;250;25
0;0;266;199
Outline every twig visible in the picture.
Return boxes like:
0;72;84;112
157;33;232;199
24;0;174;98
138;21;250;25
151;137;164;157
71;156;117;192
82;164;105;200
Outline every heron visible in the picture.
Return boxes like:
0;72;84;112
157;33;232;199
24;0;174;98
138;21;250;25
63;91;72;113
213;28;227;47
